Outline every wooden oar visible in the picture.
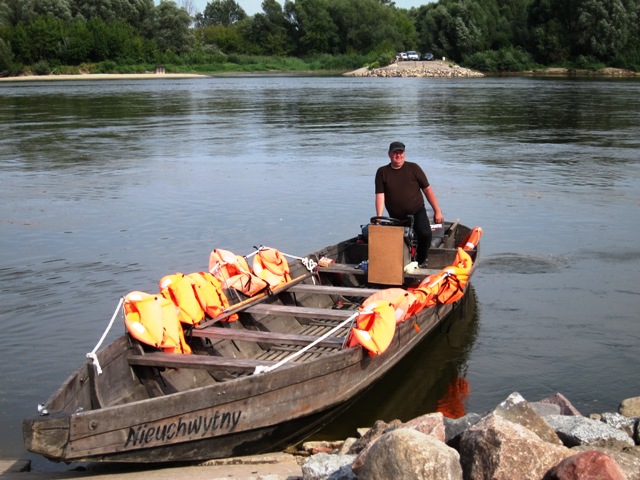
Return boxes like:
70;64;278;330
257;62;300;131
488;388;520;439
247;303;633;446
195;272;314;328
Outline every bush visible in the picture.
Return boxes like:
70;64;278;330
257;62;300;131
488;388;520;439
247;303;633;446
0;38;13;74
33;60;52;75
464;47;538;72
96;60;117;73
571;55;606;71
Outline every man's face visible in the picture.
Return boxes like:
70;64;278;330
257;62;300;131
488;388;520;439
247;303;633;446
388;149;405;168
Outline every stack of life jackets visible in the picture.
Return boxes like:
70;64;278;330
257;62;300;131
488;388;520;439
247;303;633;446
124;246;294;354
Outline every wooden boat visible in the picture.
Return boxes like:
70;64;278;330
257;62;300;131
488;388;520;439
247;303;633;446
23;219;481;463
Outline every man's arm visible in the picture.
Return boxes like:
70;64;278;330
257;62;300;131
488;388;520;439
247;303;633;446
423;186;443;224
375;193;385;217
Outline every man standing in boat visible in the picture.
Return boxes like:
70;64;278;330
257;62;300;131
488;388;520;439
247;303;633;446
375;141;444;267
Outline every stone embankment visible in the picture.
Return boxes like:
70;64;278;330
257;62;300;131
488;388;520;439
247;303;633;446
345;60;484;78
298;392;640;480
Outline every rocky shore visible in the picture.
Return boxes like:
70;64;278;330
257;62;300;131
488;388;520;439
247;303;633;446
297;391;640;480
345;60;484;78
7;391;639;479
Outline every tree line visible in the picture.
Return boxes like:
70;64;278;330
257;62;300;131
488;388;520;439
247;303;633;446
1;0;639;75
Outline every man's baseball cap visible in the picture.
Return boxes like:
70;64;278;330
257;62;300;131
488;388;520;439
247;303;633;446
389;141;405;152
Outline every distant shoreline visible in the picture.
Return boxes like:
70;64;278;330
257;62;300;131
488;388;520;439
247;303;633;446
0;73;209;82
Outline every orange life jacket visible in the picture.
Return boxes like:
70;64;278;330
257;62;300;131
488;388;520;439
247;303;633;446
186;271;237;321
347;300;396;356
361;288;419;323
159;273;205;325
123;291;191;354
209;248;269;297
410;248;473;308
460;226;483;251
252;247;292;288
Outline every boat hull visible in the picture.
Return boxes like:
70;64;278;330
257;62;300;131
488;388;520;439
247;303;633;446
24;222;479;463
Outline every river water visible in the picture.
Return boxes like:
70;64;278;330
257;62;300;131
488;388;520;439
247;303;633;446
1;75;639;467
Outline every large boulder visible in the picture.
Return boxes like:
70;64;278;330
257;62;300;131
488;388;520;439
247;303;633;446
538;392;582;416
459;414;571;480
355;428;462;480
544;414;635;449
301;453;357;480
444;413;482;449
542;450;626;480
572;445;640;480
494;392;563;445
619;397;640;418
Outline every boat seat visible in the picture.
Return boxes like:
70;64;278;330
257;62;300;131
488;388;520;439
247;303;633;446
288;284;381;296
127;352;276;372
244;304;355;320
191;327;344;348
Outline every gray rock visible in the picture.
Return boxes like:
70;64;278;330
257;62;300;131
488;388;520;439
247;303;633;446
494;392;563;445
538;392;582;416
531;401;562;417
356;428;462;480
443;413;482;449
301;453;357;480
600;411;638;441
544;414;635;449
460;414;571;480
347;419;401;455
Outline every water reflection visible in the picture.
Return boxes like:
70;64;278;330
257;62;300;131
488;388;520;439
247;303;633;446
314;287;479;440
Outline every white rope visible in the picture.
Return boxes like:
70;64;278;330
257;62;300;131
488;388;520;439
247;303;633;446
86;297;124;375
280;252;318;272
253;310;360;375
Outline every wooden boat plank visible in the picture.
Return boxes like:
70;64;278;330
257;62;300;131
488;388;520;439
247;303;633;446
128;353;276;372
190;327;344;348
245;304;356;320
288;284;381;297
197;272;314;329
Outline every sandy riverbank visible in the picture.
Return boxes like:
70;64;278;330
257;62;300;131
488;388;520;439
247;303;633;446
0;73;209;82
0;453;303;480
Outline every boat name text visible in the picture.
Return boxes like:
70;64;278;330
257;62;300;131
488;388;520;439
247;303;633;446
124;410;242;448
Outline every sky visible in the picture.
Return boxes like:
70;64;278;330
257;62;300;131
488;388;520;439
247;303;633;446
188;0;429;16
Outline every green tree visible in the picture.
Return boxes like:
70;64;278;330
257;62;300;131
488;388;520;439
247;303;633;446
151;0;194;54
59;18;92;63
0;36;13;71
329;0;402;54
200;24;245;52
16;0;73;23
574;0;636;59
240;0;294;55
71;0;154;28
284;0;339;54
196;0;246;27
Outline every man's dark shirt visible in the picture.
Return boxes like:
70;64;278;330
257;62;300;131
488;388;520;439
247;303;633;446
375;162;430;219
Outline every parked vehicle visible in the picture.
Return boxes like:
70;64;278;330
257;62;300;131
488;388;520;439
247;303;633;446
422;52;434;61
407;51;420;60
397;52;408;61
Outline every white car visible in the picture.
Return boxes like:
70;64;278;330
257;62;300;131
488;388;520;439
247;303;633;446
407;51;420;60
398;52;408;61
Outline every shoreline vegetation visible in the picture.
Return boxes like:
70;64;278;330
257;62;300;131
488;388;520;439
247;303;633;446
2;62;639;82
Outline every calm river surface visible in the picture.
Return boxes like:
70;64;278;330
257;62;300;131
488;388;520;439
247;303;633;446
1;75;639;468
